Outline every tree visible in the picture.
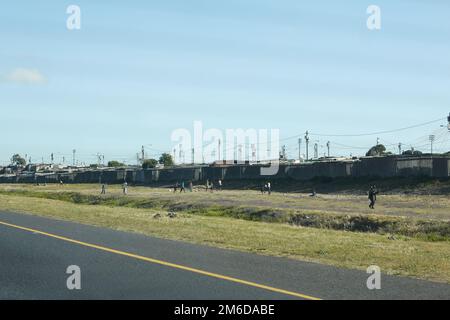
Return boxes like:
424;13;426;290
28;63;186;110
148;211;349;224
366;144;386;157
142;159;158;169
107;160;125;167
402;150;423;156
11;154;26;166
159;153;174;167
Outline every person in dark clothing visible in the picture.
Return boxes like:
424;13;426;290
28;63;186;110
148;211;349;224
174;182;179;193
180;181;185;193
368;185;378;209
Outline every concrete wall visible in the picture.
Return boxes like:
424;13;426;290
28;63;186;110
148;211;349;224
1;156;449;185
432;158;449;178
286;162;351;181
396;158;433;177
352;157;397;177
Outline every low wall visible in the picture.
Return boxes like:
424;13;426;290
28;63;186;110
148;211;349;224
1;156;449;185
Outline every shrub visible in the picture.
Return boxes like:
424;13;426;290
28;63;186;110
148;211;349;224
142;159;158;169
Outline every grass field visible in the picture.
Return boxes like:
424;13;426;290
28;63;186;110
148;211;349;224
0;183;450;283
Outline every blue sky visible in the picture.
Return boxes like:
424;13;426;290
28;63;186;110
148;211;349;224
1;0;450;165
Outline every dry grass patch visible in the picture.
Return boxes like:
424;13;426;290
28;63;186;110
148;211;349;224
0;193;450;283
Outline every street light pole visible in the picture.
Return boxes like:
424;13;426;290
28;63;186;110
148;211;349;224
305;131;309;160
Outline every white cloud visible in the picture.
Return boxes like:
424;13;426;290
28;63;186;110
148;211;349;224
4;68;47;85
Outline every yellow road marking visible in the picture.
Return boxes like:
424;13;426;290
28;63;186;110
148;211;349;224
0;220;321;300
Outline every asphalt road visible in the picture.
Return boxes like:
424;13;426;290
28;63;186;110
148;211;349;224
1;211;449;300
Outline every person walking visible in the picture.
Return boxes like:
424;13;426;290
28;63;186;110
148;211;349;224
122;181;128;195
180;181;185;193
267;182;271;195
218;179;222;191
101;183;106;195
368;185;378;209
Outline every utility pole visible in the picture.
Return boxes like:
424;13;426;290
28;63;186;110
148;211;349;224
72;149;76;166
398;143;402;155
218;139;221;161
429;135;435;177
51;153;54;164
429;135;435;155
326;141;330;158
141;146;145;164
191;148;194;165
314;143;318;159
305;131;309;160
280;145;287;160
376;137;380;145
298;138;302;161
245;143;249;162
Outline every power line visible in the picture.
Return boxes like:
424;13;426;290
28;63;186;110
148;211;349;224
308;117;445;137
212;117;448;160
